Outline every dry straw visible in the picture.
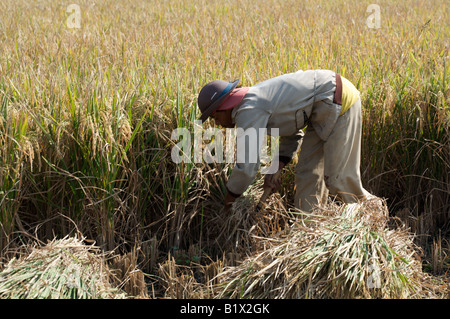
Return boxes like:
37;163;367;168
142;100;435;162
205;178;292;255
213;198;446;299
0;236;127;299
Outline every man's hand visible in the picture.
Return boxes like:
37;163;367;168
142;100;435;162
263;161;286;193
224;191;239;212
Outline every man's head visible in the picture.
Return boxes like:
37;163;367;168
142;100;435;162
197;79;249;126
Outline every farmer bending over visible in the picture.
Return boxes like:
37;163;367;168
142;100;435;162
197;70;374;212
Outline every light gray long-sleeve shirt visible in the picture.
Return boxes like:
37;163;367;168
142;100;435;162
227;69;342;195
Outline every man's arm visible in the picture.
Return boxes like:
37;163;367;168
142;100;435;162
278;130;303;165
262;130;303;194
225;108;271;202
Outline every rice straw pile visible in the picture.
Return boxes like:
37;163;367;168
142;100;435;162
205;178;292;255
0;237;126;299
214;199;445;299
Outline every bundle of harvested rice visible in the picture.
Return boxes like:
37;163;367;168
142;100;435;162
214;199;442;299
205;179;292;254
0;237;126;299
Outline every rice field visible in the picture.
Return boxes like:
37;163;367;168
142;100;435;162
0;0;449;298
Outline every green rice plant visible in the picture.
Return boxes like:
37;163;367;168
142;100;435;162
0;96;32;254
362;52;449;238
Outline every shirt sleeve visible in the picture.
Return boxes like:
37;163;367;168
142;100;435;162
226;108;270;196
